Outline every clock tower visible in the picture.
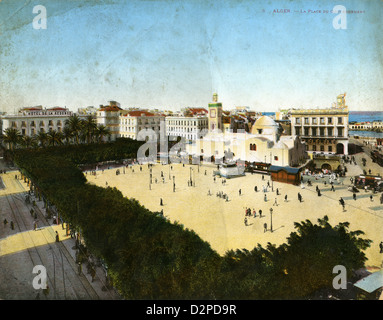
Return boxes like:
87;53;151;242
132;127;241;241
208;93;223;132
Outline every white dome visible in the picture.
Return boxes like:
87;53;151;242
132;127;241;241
254;116;278;127
251;116;279;135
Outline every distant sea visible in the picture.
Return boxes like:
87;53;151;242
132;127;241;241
263;111;383;138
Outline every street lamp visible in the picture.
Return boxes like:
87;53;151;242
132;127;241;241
189;167;192;186
270;208;273;232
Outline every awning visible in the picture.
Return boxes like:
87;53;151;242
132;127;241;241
354;270;383;293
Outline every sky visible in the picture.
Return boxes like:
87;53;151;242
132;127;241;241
0;0;382;113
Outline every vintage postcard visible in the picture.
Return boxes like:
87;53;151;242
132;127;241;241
0;0;382;309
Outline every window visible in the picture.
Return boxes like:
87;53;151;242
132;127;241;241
250;144;257;151
304;128;309;136
313;145;317;151
327;128;333;136
338;128;343;137
338;117;343;124
320;117;325;125
295;127;301;136
295;118;301;124
312;127;317;136
320;145;325;152
328;117;333;124
274;156;278;161
304;118;309;125
312;118;317;125
328;146;333;152
320;128;325;136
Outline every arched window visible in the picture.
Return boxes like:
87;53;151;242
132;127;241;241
249;144;257;151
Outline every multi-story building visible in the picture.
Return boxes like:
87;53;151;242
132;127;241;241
96;102;122;141
1;106;74;137
165;115;208;141
290;93;349;155
119;110;165;140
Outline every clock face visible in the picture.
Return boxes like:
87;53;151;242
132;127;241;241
210;109;216;118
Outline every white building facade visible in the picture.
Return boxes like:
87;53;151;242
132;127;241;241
165;116;208;141
119;110;165;140
1;106;74;136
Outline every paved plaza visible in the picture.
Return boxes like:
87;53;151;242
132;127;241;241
87;146;383;270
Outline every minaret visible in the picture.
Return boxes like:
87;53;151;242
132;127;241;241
208;93;223;132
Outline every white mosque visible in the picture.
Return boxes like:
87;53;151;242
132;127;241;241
186;94;307;167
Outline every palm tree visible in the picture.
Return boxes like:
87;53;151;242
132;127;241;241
35;131;48;148
20;135;37;149
62;126;73;145
95;125;111;143
47;130;64;147
2;128;22;150
82;115;98;144
65;114;83;144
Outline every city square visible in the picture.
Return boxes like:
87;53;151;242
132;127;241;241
86;143;383;269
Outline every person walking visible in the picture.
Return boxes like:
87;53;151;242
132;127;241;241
353;193;356;201
239;189;241;196
298;193;302;203
254;186;258;192
380;241;383;253
284;194;288;202
264;194;267;202
273;198;278;206
253;209;256;218
3;218;8;227
339;197;345;211
263;223;267;233
244;217;248;226
259;209;262;217
331;184;335;192
10;221;14;230
55;231;59;242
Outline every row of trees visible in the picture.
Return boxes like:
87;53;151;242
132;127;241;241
2;115;111;150
10;143;372;299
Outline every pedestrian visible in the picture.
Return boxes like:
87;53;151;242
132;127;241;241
10;221;14;230
370;195;373;202
284;194;288;202
298;193;302;203
381;193;383;204
259;209;262;217
254;186;258;192
160;198;163;206
276;188;279;195
244;217;248;226
90;268;96;282
339;197;345;211
239;189;241;196
331;185;335;192
3;218;8;227
353;193;356;201
34;221;37;231
253;209;256;218
263;223;267;233
78;262;82;275
55;231;59;242
380;242;383;253
264;194;267;202
273;198;278;206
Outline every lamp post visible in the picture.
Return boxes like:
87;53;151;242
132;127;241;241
270;208;273;232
